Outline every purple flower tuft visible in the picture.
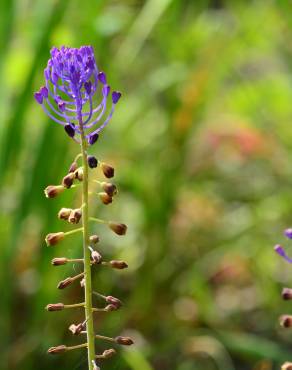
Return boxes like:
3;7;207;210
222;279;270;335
34;46;121;143
284;228;292;239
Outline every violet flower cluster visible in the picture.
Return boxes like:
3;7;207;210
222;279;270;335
34;46;121;144
274;229;292;370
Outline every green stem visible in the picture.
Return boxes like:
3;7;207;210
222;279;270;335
80;126;95;370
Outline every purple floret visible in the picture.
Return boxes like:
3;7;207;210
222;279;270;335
284;228;292;239
34;46;121;143
274;244;292;263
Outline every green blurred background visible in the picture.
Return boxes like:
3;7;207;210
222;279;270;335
1;0;292;369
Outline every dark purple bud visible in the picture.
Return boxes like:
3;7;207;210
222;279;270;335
88;133;99;145
40;86;48;98
112;91;121;104
84;81;92;95
274;244;292;263
98;71;107;84
285;228;292;239
64;124;75;138
87;155;98;168
58;101;66;112
34;91;43;104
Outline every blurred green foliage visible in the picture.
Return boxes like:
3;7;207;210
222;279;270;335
1;0;292;369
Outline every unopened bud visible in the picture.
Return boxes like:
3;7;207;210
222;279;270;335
75;168;84;181
115;336;134;346
80;278;85;287
91;250;102;264
282;288;292;300
69;323;84;335
46;303;64;311
102;348;116;358
109;222;127;235
109;260;128;269
58;207;72;220
45;232;65;246
68;209;82;224
62;173;75;188
106;296;122;308
101;162;114;178
68;161;78;173
44;185;64;198
99;192;112;205
280;315;292;328
101;182;117;196
87;155;98;168
57;277;73;289
51;257;68;266
104;304;119;312
89;235;100;244
282;363;292;370
47;345;67;354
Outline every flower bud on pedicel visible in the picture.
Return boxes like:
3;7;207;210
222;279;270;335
58;207;72;220
48;345;67;354
87;155;98;168
99;192;112;205
102;348;116;358
68;209;82;224
45;232;65;246
52;257;68;266
62;173;75;188
101;162;114;178
284;228;292;239
88;133;99;146
44;185;64;198
58;277;73;289
69;323;84;335
68;161;78;173
90;234;100;244
115;336;134;345
91;250;102;264
282;363;292;370
46;303;65;311
104;304;119;312
106;296;122;308
282;288;292;300
279;315;292;328
75;168;84;181
109;222;127;235
109;260;128;269
101;182;117;197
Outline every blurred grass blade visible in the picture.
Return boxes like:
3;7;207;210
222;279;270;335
122;349;154;370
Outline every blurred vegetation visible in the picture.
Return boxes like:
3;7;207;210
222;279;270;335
1;0;292;369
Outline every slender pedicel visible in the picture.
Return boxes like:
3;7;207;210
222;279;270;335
35;46;129;370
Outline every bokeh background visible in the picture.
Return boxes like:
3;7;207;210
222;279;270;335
1;0;292;369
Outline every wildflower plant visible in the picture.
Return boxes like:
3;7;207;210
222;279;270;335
274;229;292;370
34;46;133;370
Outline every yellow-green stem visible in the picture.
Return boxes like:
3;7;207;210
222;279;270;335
80;127;95;370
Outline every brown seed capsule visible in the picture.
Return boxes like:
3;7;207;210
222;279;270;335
102;348;116;358
282;363;292;370
91;250;102;264
68;209;82;224
280;315;292;328
99;192;113;205
69;323;84;335
44;185;64;198
89;235;100;244
45;232;65;246
104;304;119;312
282;287;292;300
108;222;127;235
57;277;73;289
109;260;128;269
47;345;67;354
58;207;72;220
74;167;84;181
51;257;68;266
46;303;64;311
62;173;75;188
101;182;117;197
100;162;114;178
68;161;78;173
115;336;134;346
105;296;122;308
